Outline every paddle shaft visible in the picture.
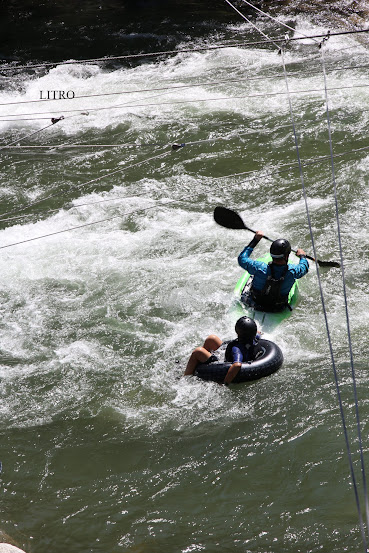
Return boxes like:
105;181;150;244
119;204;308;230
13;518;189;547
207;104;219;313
212;206;340;268
242;222;316;263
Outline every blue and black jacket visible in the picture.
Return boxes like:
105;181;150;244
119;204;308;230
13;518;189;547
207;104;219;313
238;244;309;312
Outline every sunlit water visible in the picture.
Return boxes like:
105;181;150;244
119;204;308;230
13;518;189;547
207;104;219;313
1;11;369;553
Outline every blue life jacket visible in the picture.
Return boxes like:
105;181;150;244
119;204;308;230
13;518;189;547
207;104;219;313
224;338;260;363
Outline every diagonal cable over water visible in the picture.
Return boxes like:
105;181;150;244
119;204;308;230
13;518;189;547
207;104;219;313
1;29;368;72
320;43;369;538
223;0;368;549
242;0;369;535
0;118;64;152
0;200;176;251
0;148;173;221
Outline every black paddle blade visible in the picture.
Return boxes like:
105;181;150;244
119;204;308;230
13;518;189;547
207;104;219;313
316;259;340;268
213;206;246;230
213;206;340;269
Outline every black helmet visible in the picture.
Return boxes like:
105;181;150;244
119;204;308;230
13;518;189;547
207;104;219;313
270;238;291;259
235;317;257;342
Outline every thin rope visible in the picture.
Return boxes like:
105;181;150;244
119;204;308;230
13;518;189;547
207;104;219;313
3;53;369;114
0;89;179;155
2;127;369;228
282;51;368;549
227;140;369;182
3;122;369;176
0;199;178;251
0;74;297;107
2;113;369;236
0;143;166;149
0;86;182;121
240;0;321;44
0;118;64;152
224;0;368;547
0;40;278;72
0;188;166;224
241;0;368;544
1;29;368;72
262;2;368;546
4;80;369;121
321;44;369;540
0;124;294;152
284;36;367;550
3;59;369;110
0;148;173;221
5;136;367;223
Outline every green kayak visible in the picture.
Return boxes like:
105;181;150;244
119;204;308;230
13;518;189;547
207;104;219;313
232;254;299;332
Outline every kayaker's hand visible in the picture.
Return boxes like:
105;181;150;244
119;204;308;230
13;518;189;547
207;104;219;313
296;248;306;257
247;231;264;249
254;231;264;242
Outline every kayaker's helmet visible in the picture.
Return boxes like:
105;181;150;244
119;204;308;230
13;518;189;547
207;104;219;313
270;238;291;260
235;317;257;343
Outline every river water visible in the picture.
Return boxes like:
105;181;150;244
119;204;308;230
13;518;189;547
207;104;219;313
1;2;369;553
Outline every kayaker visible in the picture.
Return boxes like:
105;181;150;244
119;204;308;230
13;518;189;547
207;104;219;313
238;231;309;312
184;316;260;384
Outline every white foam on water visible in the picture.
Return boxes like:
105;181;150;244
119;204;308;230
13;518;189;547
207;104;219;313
1;30;365;136
0;168;365;431
0;18;368;433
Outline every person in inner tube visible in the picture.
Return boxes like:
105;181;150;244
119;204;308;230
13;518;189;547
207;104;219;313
184;316;260;384
238;232;309;312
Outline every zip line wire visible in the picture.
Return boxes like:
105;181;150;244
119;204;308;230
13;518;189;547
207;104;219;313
0;10;368;543
2;80;369;121
0;138;367;228
248;0;369;538
1;40;368;112
245;0;369;545
1;28;368;72
0;117;64;152
240;0;320;44
321;45;369;537
224;0;369;550
0;148;173;221
0;199;176;251
2;58;369;111
1;124;369;226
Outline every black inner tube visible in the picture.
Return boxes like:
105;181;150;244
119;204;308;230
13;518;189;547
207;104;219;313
194;339;283;384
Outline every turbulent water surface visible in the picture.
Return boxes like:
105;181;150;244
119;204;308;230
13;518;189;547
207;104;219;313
1;2;369;552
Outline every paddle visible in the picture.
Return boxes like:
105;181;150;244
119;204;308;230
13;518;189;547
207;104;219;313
214;206;340;268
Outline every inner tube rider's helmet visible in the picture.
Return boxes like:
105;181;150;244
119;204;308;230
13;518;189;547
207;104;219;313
270;238;291;261
235;316;257;343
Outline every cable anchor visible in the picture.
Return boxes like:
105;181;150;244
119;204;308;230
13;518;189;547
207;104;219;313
319;30;331;49
51;115;65;125
278;33;290;55
172;143;185;151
